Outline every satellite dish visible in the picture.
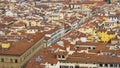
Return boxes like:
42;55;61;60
80;37;87;42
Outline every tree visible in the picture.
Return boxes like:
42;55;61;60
104;0;111;4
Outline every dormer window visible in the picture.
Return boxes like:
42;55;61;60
57;54;66;60
57;55;65;59
56;52;68;60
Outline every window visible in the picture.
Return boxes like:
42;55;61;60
62;55;65;58
60;65;65;68
110;64;113;67
1;58;4;62
88;47;91;49
64;66;69;68
93;47;96;49
105;64;108;67
51;64;53;66
70;66;73;68
60;65;62;68
58;55;61;58
114;64;117;67
75;65;79;68
10;59;13;63
99;64;103;67
15;59;18;63
60;65;69;68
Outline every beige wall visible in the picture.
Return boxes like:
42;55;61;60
0;37;45;68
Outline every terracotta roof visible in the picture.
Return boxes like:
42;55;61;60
0;32;44;56
55;51;68;55
76;41;103;46
107;31;115;35
96;28;107;32
3;16;14;22
65;53;120;64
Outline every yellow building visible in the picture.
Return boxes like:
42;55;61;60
49;13;64;21
0;33;45;68
82;2;97;8
111;0;118;3
96;29;116;43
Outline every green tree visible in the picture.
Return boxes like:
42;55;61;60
104;0;111;4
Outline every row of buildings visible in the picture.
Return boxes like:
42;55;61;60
25;0;120;68
0;0;120;68
26;2;120;68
